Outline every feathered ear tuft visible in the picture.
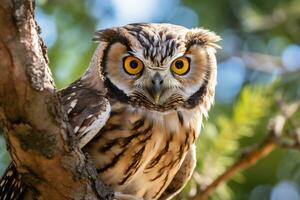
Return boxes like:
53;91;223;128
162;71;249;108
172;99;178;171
93;28;119;43
93;28;130;47
185;28;222;49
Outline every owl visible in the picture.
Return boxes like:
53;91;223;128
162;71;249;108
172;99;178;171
0;23;220;200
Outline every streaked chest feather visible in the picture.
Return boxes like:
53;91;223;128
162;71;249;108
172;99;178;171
84;103;202;200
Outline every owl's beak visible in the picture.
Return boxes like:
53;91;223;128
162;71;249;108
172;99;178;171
153;89;161;104
148;73;164;104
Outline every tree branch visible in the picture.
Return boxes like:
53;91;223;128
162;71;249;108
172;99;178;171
191;138;276;200
0;0;113;199
190;101;300;200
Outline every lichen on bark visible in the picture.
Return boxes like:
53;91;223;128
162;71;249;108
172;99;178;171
13;123;57;159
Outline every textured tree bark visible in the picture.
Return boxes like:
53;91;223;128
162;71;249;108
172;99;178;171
0;0;113;199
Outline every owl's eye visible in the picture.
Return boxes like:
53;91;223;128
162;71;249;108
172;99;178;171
123;56;144;75
171;57;190;75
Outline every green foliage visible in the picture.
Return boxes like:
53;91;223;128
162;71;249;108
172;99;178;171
190;85;275;199
198;87;273;169
179;80;300;199
0;134;10;175
183;0;300;44
39;0;98;88
277;150;300;186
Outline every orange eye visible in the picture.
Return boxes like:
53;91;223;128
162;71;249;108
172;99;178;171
171;57;190;75
123;56;144;75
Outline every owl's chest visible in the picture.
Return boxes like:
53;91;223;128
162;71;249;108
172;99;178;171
84;104;200;199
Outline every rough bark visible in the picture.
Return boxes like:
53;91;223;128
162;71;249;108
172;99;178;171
0;0;113;199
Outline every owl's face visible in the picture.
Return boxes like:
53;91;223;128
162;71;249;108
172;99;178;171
92;23;220;113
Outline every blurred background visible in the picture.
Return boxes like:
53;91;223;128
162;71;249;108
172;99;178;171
1;0;300;199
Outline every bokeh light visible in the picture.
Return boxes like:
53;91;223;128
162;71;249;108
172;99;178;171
271;181;300;200
216;57;246;103
282;44;300;71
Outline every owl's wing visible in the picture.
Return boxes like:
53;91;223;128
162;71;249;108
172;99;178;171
0;163;24;200
159;146;196;200
59;79;111;148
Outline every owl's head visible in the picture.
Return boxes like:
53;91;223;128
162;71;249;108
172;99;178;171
84;23;220;113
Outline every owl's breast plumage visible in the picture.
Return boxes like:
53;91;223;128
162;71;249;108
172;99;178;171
84;101;202;200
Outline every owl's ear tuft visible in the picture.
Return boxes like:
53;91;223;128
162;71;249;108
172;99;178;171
93;28;119;43
185;28;221;50
93;28;131;47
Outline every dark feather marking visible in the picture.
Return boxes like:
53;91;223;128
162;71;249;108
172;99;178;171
149;161;172;182
177;111;184;126
178;145;185;164
122;124;152;148
93;28;131;46
161;159;177;174
98;138;120;153
118;124;152;184
93;124;123;141
191;131;196;144
110;110;122;117
97;124;153;173
184;50;211;109
149;172;163;182
152;172;170;199
168;40;176;57
146;134;173;170
97;124;128;152
184;130;190;148
97;148;127;173
185;39;205;51
183;79;207;109
150;157;177;182
149;140;187;196
0;163;24;200
100;124;123;134
190;128;196;144
119;145;146;185
97;120;147;152
101;34;131;103
130;92;184;112
104;78;130;103
131;118;145;131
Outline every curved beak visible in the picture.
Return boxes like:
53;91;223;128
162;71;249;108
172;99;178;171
148;73;164;104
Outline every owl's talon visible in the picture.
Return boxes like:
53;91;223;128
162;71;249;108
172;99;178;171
114;192;143;200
